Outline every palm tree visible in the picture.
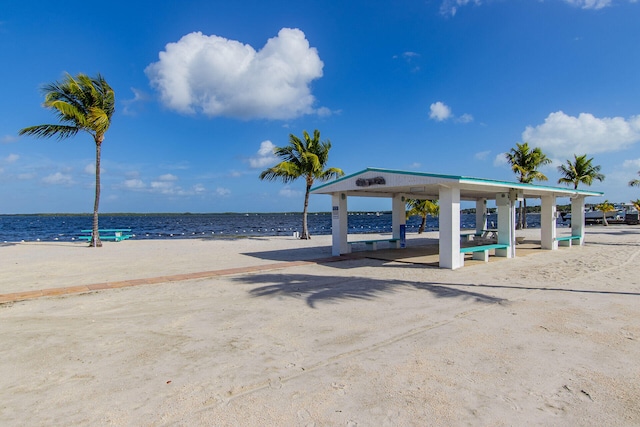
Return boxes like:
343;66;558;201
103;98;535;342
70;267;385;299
629;171;640;187
631;199;640;212
406;199;439;234
557;154;605;189
505;142;551;229
259;129;344;239
595;200;615;226
19;73;115;247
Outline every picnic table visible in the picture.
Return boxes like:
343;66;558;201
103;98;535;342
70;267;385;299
78;229;133;242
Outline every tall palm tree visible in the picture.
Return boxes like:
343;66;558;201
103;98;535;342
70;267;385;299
629;171;640;187
505;142;551;229
595;200;615;226
19;73;115;247
557;154;605;190
260;129;344;239
405;199;439;234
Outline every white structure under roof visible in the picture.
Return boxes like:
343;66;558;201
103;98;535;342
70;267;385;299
311;168;603;269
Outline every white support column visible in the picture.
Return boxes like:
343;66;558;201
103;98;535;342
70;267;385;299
571;196;586;245
392;194;406;248
541;195;558;250
439;186;462;269
475;198;487;234
331;193;349;256
496;192;514;258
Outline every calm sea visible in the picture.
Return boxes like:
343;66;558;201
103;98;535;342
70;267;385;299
0;212;560;243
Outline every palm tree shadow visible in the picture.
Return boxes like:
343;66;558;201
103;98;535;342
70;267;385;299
238;273;504;308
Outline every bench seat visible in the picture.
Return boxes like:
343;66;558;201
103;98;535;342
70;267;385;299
555;235;581;247
348;238;400;251
460;243;509;263
78;235;133;241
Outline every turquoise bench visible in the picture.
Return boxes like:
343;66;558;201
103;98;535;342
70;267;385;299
78;229;133;242
555;235;581;247
348;238;400;251
460;243;509;263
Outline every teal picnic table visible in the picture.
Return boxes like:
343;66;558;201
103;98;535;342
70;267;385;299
78;229;133;242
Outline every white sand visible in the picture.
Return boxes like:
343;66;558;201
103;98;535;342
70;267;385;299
1;227;639;426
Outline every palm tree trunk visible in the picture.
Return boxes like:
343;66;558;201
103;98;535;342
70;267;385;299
301;180;312;239
523;199;528;229
91;141;102;247
419;215;426;234
516;201;523;230
603;212;609;226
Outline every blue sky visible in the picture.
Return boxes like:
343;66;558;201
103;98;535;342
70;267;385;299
1;0;639;214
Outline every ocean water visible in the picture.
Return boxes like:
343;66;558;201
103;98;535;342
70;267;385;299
0;212;561;243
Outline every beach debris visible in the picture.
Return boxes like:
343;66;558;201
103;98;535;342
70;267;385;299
581;389;593;401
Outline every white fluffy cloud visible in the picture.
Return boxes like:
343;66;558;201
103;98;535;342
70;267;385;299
146;28;324;120
121;88;150;116
3;153;19;163
457;113;474;124
123;179;145;189
493;153;508;167
279;186;302;198
249;140;278;168
522;111;640;158
474;150;491;161
429;102;452;121
623;158;640;169
429;101;473;123
122;175;207;196
440;0;481;16
562;0;612;9
158;173;178;181
440;0;633;16
215;187;231;197
2;135;19;144
42;172;73;185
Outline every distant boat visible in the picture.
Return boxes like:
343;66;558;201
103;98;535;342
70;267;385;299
561;207;638;225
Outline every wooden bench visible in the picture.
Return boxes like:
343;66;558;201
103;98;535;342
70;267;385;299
348;238;400;251
78;229;133;242
555;235;581;247
460;243;509;263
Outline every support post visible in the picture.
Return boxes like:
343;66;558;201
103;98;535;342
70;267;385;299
541;195;558;250
475;198;487;235
392;194;406;248
439;186;462;269
331;193;349;256
496;192;515;258
571;195;586;245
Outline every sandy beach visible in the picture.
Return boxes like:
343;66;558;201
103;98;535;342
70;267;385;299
1;227;639;426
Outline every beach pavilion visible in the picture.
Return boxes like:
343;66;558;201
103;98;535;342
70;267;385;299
310;168;603;269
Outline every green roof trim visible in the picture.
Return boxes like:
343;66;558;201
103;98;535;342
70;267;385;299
311;167;604;196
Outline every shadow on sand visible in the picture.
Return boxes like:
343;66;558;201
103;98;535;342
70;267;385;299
236;272;504;308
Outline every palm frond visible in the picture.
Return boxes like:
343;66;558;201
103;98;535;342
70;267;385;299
18;124;79;139
506;142;550;184
259;129;344;187
259;162;300;183
20;72;114;143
